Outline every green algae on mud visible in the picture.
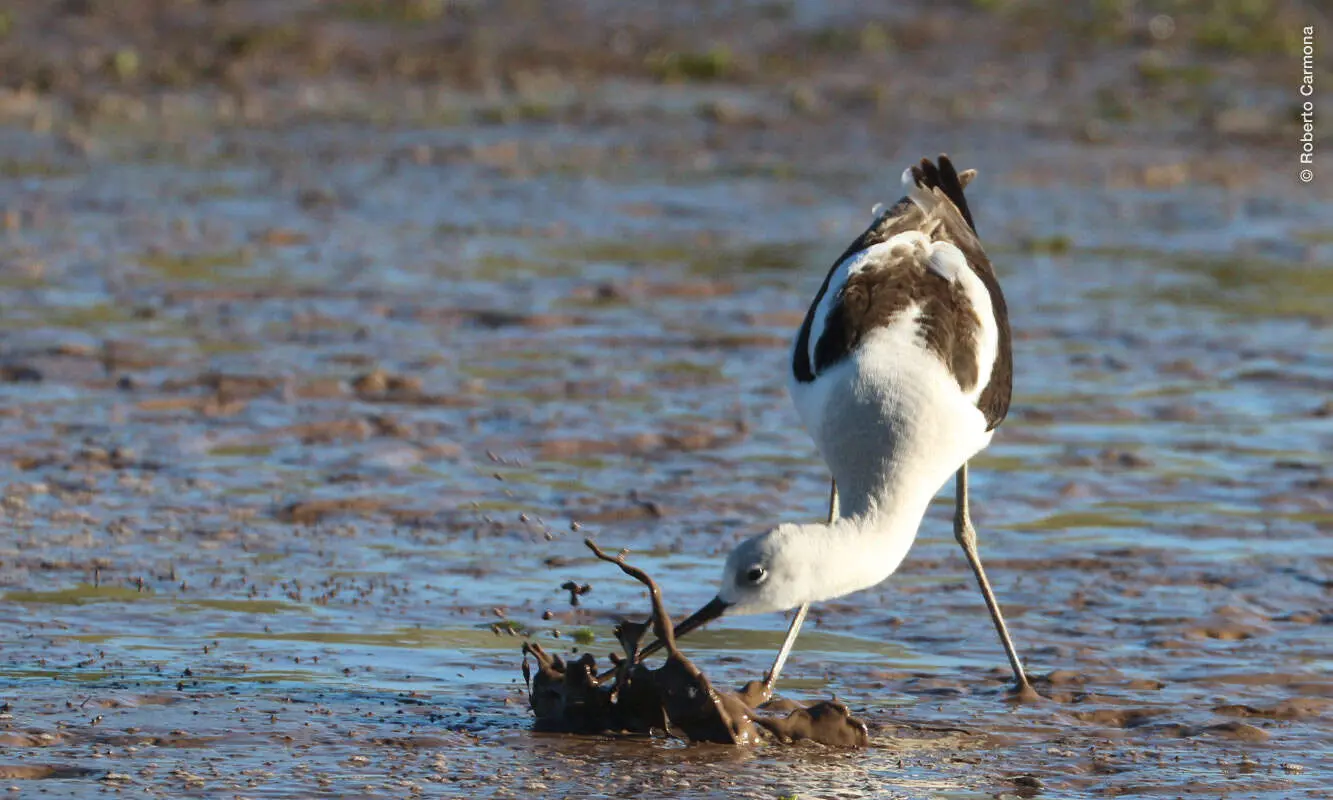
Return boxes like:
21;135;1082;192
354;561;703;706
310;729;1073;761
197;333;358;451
4;585;151;605
139;249;252;281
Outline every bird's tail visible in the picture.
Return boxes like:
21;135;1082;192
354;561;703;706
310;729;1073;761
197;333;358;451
901;154;978;233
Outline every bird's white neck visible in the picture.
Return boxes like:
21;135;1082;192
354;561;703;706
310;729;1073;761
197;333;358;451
792;464;954;606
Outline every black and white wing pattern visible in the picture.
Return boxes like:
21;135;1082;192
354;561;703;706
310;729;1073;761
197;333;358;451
791;155;1012;430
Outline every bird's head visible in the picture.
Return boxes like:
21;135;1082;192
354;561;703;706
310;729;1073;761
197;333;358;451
672;525;814;637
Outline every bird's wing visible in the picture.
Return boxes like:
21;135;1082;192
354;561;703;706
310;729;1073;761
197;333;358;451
791;155;1012;430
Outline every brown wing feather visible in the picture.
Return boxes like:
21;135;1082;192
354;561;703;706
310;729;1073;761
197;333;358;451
817;247;981;392
791;199;922;384
910;177;1013;430
791;155;1013;431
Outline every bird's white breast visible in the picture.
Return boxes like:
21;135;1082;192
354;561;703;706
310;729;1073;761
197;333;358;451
789;300;993;518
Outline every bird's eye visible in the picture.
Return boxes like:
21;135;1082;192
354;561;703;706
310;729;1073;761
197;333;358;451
744;566;767;585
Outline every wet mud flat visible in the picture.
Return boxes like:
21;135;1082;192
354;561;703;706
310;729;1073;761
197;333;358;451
1;0;1332;798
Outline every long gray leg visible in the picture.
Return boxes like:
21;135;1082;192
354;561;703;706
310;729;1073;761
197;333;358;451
763;478;838;692
954;463;1034;695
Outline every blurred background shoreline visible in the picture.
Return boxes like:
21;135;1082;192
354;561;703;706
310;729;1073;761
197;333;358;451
0;1;1326;183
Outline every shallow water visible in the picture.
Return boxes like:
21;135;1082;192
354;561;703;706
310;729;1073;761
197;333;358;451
3;4;1333;797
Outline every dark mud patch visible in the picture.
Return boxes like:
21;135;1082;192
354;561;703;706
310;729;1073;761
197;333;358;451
0;764;104;780
523;540;868;747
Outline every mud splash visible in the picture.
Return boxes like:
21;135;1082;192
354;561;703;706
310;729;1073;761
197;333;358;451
524;540;867;746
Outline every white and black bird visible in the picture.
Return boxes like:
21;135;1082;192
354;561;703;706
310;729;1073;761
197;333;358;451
643;155;1032;696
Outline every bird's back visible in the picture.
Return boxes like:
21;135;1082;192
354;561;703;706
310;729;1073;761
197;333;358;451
788;157;1011;503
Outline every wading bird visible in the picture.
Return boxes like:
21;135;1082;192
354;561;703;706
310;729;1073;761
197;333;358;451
642;155;1032;697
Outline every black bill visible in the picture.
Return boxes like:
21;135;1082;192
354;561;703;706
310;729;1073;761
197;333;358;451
637;595;730;659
